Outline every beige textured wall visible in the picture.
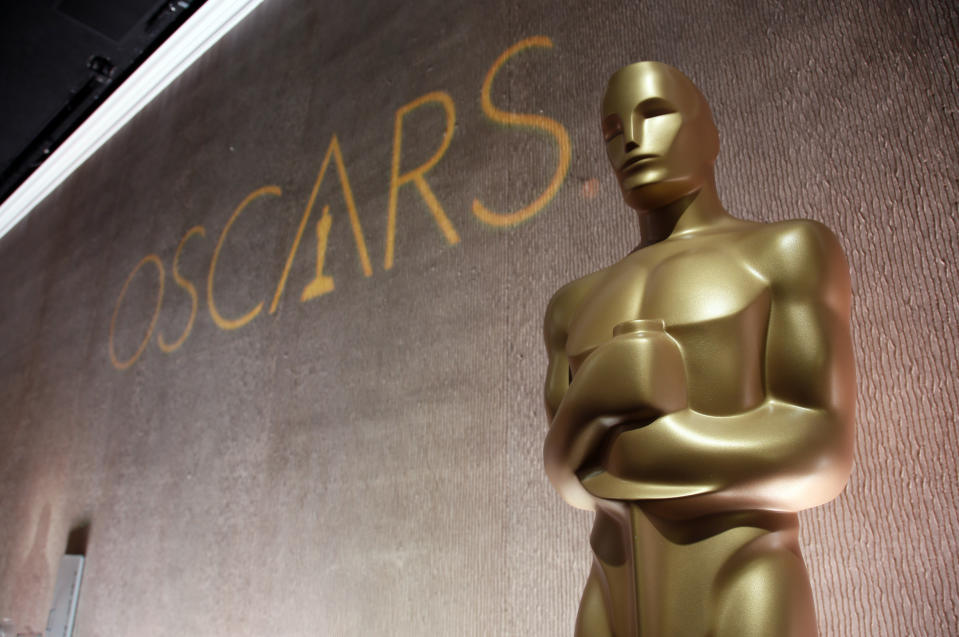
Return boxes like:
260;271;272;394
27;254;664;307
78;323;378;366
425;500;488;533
0;0;957;635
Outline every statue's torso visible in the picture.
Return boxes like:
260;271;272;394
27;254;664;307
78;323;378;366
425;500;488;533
557;221;827;637
565;224;773;416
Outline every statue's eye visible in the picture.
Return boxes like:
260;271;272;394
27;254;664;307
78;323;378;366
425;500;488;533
645;107;674;118
640;98;676;118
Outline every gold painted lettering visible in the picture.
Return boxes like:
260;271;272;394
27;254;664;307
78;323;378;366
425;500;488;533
301;206;335;301
270;135;372;314
208;186;282;330
158;225;205;352
385;91;459;270
109;254;165;370
473;36;571;227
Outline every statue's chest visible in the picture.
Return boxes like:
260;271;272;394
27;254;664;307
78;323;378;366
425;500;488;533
566;245;767;361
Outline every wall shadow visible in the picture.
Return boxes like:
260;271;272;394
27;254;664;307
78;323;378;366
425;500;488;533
64;519;92;556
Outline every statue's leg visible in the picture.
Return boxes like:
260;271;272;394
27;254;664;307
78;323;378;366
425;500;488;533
709;529;818;637
575;560;614;637
577;504;635;636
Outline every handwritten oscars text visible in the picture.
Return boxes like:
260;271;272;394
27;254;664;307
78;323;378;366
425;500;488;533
109;36;571;370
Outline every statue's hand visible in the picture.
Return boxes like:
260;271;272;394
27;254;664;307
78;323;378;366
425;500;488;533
544;326;688;510
569;324;687;420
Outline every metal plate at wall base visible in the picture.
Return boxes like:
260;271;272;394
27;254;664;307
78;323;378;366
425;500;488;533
44;556;83;637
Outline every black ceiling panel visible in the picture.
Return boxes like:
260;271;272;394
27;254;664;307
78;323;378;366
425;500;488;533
56;0;164;42
0;0;204;204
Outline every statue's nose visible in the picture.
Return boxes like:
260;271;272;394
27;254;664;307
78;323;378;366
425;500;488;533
623;116;640;151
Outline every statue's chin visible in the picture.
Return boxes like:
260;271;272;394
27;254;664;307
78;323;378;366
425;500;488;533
621;178;696;212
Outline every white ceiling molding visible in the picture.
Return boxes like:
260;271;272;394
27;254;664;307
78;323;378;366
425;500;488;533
0;0;265;241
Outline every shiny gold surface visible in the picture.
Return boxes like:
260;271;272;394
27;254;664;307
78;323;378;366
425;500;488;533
543;62;855;636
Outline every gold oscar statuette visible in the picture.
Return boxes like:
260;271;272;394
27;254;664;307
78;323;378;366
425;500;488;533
542;62;856;636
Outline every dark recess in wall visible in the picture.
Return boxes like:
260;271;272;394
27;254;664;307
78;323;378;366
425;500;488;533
65;520;92;556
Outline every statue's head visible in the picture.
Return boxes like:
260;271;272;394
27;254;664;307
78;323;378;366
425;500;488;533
602;62;719;211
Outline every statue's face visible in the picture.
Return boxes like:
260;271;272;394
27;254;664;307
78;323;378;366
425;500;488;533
602;62;718;210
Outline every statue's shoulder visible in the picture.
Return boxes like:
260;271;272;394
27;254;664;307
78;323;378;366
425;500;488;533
747;219;849;294
544;267;610;344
